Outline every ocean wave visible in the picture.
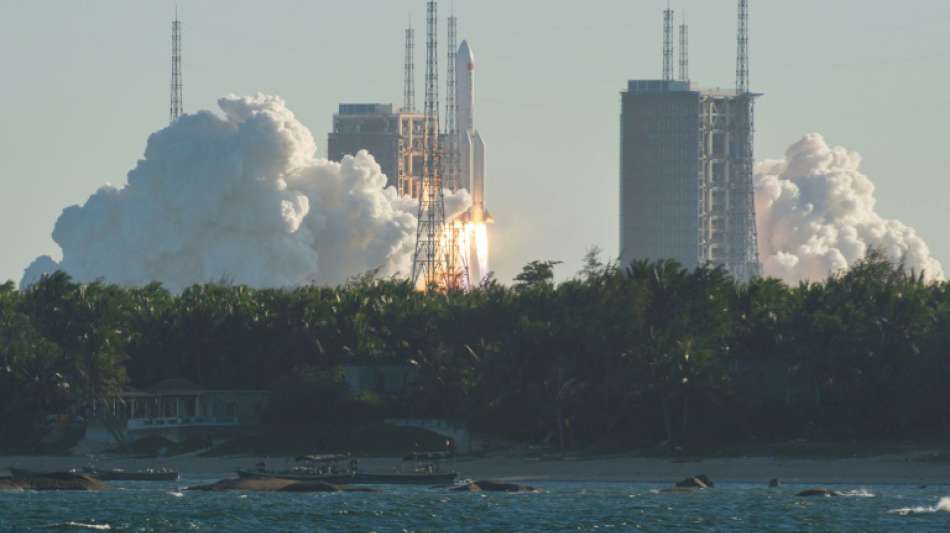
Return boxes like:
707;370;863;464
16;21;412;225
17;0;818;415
44;522;111;530
888;497;950;516
837;489;875;498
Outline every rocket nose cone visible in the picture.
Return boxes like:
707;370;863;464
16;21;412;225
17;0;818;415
458;40;474;65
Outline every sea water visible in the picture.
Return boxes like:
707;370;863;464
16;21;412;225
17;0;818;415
1;479;949;532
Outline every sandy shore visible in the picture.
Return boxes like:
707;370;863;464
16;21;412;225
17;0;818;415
4;452;950;486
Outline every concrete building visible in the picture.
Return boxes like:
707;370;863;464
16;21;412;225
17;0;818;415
328;103;427;198
619;80;760;280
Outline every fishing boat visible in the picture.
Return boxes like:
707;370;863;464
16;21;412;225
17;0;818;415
351;451;458;485
352;471;457;485
10;466;179;482
8;467;46;480
236;454;355;483
81;466;179;481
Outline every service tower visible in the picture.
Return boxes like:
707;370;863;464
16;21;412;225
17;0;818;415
619;2;760;281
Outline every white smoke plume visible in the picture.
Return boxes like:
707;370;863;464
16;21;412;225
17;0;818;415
22;94;471;291
755;133;944;283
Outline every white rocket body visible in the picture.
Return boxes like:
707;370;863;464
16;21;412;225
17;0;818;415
455;40;490;284
456;40;487;223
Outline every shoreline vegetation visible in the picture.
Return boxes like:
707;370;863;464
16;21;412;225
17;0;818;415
3;250;950;464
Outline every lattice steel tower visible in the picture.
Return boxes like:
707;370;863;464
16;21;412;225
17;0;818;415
662;6;674;81
678;17;689;81
412;1;451;289
737;0;749;94
404;20;416;112
170;9;183;123
733;0;761;279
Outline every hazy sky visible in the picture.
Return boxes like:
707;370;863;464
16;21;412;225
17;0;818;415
1;0;948;285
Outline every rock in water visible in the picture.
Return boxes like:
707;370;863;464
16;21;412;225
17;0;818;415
675;475;714;489
451;480;542;493
769;478;781;488
796;488;841;497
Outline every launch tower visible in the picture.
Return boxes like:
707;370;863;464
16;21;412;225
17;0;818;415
411;1;468;290
619;1;760;281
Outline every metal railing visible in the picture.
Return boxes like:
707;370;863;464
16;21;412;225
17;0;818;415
127;416;239;430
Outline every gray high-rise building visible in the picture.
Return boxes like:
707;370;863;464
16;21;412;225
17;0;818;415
328;103;427;198
619;80;760;280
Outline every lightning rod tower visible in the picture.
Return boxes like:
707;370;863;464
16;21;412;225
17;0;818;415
404;20;416;112
170;9;183;123
412;0;451;289
735;0;760;279
662;6;674;81
678;17;688;82
736;0;749;94
444;10;459;190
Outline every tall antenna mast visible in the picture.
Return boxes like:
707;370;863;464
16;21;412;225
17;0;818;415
404;18;416;112
170;8;183;123
444;8;458;190
678;16;689;81
412;0;450;289
737;0;749;93
735;0;760;279
662;5;674;81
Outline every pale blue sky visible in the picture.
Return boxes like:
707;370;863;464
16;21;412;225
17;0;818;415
1;0;948;284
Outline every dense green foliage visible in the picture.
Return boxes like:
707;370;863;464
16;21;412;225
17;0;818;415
2;251;950;452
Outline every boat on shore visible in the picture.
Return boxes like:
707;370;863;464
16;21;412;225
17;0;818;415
10;466;179;482
81;467;179;481
237;454;354;483
9;467;44;480
238;451;459;485
352;471;457;485
351;451;457;485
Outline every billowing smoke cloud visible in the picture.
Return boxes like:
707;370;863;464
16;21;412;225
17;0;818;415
22;94;470;290
755;133;944;283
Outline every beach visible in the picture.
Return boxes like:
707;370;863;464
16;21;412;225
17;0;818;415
4;451;950;486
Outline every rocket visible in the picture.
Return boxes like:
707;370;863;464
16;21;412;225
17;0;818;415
456;40;490;225
454;40;491;285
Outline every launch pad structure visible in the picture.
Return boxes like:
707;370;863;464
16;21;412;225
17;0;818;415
327;1;489;290
620;0;760;281
410;0;468;290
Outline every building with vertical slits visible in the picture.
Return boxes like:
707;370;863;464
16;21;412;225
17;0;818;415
620;0;760;281
619;80;760;280
327;104;427;198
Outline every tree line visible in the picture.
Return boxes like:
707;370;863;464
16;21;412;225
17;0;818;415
2;250;949;452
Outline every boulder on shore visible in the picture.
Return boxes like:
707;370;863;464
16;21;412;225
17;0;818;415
796;488;841;497
186;478;378;493
451;480;542;493
675;474;714;489
0;472;108;492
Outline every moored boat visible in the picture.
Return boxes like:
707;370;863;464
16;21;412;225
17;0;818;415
9;467;46;480
10;466;179;482
352;471;457;485
351;451;458;485
82;467;179;481
237;454;355;483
